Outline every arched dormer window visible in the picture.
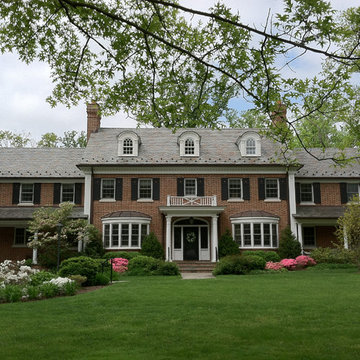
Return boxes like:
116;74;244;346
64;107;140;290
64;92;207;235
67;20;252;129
118;131;140;157
123;138;133;155
236;131;261;157
178;131;200;157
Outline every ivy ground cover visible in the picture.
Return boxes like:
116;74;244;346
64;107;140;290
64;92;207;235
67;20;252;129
1;270;360;360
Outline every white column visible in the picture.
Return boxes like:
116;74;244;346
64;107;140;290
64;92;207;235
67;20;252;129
84;172;92;219
288;172;297;236
32;232;38;265
78;240;83;253
165;215;172;261
211;215;219;262
297;223;303;251
344;228;349;249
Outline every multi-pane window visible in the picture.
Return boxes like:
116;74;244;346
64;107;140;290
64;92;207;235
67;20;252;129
228;179;242;199
20;184;34;203
303;227;316;247
347;183;359;202
184;138;195;155
184;179;197;196
233;222;279;248
265;179;279;199
138;179;152;199
103;223;149;249
14;228;31;246
61;184;75;203
101;179;115;199
300;183;313;203
123;138;133;155
246;138;256;155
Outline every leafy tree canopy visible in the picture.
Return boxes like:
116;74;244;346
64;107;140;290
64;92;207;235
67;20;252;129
0;0;359;160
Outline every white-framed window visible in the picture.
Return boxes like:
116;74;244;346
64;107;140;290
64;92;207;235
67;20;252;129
303;227;316;247
178;131;200;157
61;184;75;203
103;222;150;249
232;219;278;248
184;178;197;196
347;183;359;202
237;131;261;157
265;178;279;199
20;184;34;203
123;138;133;155
101;179;115;199
14;228;31;247
300;183;313;203
138;179;152;199
228;178;242;199
246;138;256;155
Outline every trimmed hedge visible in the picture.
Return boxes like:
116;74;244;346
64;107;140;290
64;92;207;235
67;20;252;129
213;254;266;275
310;247;357;264
127;255;180;276
140;232;165;260
103;251;141;261
241;250;280;263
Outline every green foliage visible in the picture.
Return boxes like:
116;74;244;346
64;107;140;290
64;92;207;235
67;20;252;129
103;251;140;261
37;244;78;269
84;227;105;258
218;229;239;258
37;132;60;147
26;285;41;300
69;275;87;286
278;227;302;259
241;250;280;263
0;130;32;147
306;263;358;271
94;273;110;286
156;262;180;276
128;256;161;276
30;271;56;286
62;281;78;296
213;254;266;275
59;256;100;286
39;282;59;298
3;284;23;303
310;247;357;264
140;232;164;260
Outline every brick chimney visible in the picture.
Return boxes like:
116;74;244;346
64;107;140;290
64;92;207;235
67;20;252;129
87;100;101;141
271;100;287;126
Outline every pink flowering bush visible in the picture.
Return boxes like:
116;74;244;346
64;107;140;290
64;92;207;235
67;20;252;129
280;258;298;270
265;262;284;271
111;258;128;273
295;255;316;267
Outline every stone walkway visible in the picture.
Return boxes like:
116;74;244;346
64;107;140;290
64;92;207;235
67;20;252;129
181;272;215;280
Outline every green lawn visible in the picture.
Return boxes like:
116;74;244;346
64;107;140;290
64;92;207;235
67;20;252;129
1;270;360;360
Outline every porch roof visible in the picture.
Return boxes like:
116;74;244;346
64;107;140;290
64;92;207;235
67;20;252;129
101;211;151;219
159;206;225;217
230;210;280;219
294;206;345;219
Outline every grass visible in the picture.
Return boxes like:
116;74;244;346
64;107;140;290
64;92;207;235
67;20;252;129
1;270;360;360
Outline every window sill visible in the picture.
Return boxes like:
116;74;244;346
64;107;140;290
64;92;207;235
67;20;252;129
105;247;141;250
299;202;315;206
227;198;244;203
17;203;34;206
137;199;154;203
264;198;281;202
12;244;28;248
239;247;278;249
99;198;116;202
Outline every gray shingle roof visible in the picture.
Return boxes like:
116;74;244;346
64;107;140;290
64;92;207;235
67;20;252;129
294;206;345;219
0;207;87;220
0;148;85;178
80;128;289;166
101;211;151;219
294;148;360;178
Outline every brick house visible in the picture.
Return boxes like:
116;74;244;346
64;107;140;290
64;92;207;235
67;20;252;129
0;103;359;262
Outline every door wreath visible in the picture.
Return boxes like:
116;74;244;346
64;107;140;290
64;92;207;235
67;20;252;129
186;231;196;243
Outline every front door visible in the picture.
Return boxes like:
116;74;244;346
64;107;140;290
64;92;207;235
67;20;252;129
183;227;199;260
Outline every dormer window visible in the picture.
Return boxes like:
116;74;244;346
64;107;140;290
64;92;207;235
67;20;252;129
123;138;133;155
178;131;200;157
118;131;140;157
236;131;261;157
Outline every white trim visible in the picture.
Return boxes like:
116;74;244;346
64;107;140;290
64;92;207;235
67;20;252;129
265;178;280;200
178;131;200;157
101;178;115;200
184;178;197;196
20;183;34;204
138;178;153;200
117;131;140;157
60;183;75;203
228;178;243;200
0;179;84;183
288;172;297;235
84;173;91;217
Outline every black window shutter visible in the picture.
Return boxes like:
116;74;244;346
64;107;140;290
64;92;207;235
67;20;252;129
340;183;347;204
93;178;101;201
75;183;82;204
12;183;20;204
53;183;61;204
34;183;41;204
221;178;228;200
295;183;300;204
258;178;265;200
131;178;138;200
243;178;250;200
197;178;204;196
313;183;321;204
177;178;184;196
153;178;160;200
115;178;123;201
280;178;288;200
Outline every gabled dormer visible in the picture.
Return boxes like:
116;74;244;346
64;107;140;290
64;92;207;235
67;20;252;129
117;131;140;157
178;131;200;157
236;131;261;157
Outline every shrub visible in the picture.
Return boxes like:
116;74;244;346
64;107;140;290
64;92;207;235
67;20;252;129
39;282;59;298
218;229;239;258
242;250;280;263
140;233;164;260
103;251;141;261
213;255;240;275
265;261;284;271
30;271;55;286
111;258;128;273
59;256;100;286
94;273;110;286
62;281;78;296
26;285;41;300
37;244;78;269
84;227;105;258
278;227;301;259
310;247;357;264
213;254;266;275
128;255;161;276
69;275;87;286
280;258;297;270
306;263;358;271
295;255;316;267
157;262;180;276
3;285;23;302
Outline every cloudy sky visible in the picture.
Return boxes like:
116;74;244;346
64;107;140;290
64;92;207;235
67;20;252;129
0;0;358;141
